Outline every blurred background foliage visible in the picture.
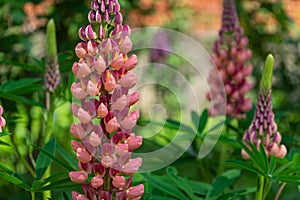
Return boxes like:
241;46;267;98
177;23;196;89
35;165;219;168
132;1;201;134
0;0;300;199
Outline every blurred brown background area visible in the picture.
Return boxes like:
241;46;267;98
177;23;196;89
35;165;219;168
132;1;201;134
126;0;300;34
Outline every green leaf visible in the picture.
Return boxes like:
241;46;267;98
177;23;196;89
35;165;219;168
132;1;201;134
273;162;293;176
142;173;189;200
0;78;42;94
0;172;31;191
224;159;262;175
205;169;241;200
0;163;14;174
218;187;257;200
269;156;276;175
56;143;78;170
0;60;43;73
191;109;208;135
32;143;75;171
187;180;210;196
277;175;300;185
63;191;71;200
35;137;56;180
32;172;69;191
37;178;78;191
0;140;10;146
166;167;198;200
142;194;179;200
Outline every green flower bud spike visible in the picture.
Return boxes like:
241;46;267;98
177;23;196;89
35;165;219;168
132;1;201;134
46;19;57;60
260;54;274;94
44;18;60;94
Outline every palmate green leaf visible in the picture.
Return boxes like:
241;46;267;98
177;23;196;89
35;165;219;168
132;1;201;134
142;173;190;200
273;162;293;176
277;175;300;185
0;78;42;94
187;180;210;196
1;93;44;107
223;159;262;175
269;156;276;175
0;60;44;73
0;163;14;175
0;140;10;146
32;172;69;191
56;143;78;170
0;172;31;191
218;187;257;200
240;142;266;174
166;167;199;200
37;178;78;191
142;194;178;200
63;191;71;200
35;138;56;180
32;143;75;172
191;109;208;135
205;169;241;200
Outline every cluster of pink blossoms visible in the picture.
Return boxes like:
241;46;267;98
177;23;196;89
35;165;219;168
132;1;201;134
0;106;6;132
207;0;253;118
69;0;144;199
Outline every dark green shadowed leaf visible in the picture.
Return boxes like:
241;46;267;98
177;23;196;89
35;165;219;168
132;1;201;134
0;172;31;191
205;169;241;200
35;137;56;180
142;173;189;200
56;143;78;170
224;159;262;175
166;167;199;200
63;191;71;200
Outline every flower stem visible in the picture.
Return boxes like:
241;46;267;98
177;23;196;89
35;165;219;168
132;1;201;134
255;175;265;200
275;182;286;200
31;192;35;200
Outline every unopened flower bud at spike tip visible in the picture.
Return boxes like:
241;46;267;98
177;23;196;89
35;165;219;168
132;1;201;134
260;54;274;94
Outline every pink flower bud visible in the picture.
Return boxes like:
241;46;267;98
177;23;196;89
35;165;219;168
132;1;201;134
111;54;124;70
101;155;114;168
243;64;253;76
77;108;92;124
76;148;92;163
125;54;138;71
268;143;279;156
98;103;108;118
85;24;97;40
95;56;106;73
226;104;233;116
70;124;80;139
89;132;101;147
276;144;287;158
87;41;98;56
239;37;249;48
234;71;244;83
241;149;250;159
71;140;84;152
112;176;126;189
71;82;87;99
0;116;6;130
75;43;87;58
122;157;142;174
90;176;104;189
128;92;139;106
86;80;99;96
69;171;88;183
240;98;252;112
71;103;80;117
112;95;128;111
0;106;3;116
226;61;235;75
115;143;128;156
77;61;91;78
127;184;144;199
104;73;117;92
127;135;143;150
119;72;137;88
72;192;89;200
105;117;119;133
119;36;132;54
99;24;105;40
72;62;79;77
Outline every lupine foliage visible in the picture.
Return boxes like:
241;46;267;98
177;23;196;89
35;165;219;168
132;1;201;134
0;0;299;200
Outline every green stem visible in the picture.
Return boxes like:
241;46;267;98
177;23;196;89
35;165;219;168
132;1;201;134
43;94;54;199
31;192;35;200
217;124;229;176
255;175;265;200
